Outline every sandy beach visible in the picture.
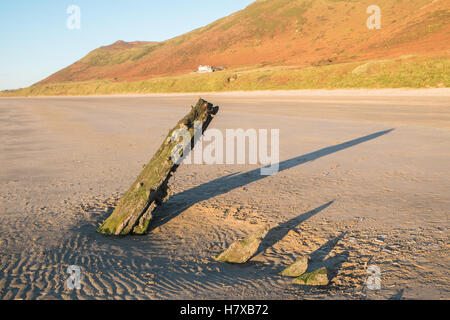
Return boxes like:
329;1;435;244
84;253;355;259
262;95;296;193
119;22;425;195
0;89;449;299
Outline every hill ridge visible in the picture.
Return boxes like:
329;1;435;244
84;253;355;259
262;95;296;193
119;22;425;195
3;0;449;95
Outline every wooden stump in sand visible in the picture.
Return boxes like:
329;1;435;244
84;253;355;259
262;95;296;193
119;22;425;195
279;256;309;277
215;224;270;263
293;267;329;286
97;98;219;235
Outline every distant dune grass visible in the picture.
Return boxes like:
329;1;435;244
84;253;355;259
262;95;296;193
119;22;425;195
1;55;448;97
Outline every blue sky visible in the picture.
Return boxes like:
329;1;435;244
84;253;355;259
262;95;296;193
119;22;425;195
0;0;254;90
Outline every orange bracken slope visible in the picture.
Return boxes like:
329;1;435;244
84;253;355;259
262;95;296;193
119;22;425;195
37;0;450;85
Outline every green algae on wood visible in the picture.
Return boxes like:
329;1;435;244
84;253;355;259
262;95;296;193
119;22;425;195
97;98;219;235
293;267;329;286
215;224;270;264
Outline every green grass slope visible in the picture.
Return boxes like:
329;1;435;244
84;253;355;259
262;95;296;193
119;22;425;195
1;55;447;97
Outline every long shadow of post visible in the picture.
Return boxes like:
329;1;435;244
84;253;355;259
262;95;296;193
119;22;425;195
309;232;347;263
254;201;335;258
309;232;349;279
150;129;394;230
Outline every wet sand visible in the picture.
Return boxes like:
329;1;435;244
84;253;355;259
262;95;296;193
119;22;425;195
0;89;449;299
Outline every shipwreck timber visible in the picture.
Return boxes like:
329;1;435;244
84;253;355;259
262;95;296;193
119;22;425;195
97;98;219;235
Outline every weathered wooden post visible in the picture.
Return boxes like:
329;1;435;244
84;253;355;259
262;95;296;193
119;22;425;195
97;98;219;235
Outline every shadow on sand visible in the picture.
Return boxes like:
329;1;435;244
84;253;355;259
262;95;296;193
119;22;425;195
254;201;335;257
253;204;349;284
150;128;394;230
308;232;349;281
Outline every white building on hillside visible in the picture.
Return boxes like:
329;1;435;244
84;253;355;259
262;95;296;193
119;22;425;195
198;65;214;73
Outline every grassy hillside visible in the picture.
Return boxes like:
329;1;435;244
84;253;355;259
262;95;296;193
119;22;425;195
1;0;449;95
1;55;447;97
